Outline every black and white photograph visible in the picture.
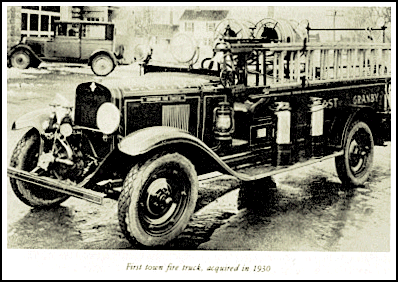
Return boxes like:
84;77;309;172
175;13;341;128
3;2;395;279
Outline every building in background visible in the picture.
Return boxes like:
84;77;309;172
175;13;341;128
179;8;229;48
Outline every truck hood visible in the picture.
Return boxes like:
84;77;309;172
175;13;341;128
88;72;221;99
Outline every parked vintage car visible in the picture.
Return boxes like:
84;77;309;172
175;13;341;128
7;20;124;76
7;19;391;248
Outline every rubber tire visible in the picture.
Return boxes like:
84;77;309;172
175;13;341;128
118;153;198;247
9;129;69;208
335;120;374;187
10;50;31;69
91;54;115;76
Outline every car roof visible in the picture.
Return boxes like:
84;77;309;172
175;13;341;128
54;20;114;26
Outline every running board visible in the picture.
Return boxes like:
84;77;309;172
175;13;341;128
234;151;344;181
7;167;106;205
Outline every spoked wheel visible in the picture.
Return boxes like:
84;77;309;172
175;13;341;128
9;129;69;208
118;153;198;247
335;120;374;187
91;54;115;76
10;50;31;69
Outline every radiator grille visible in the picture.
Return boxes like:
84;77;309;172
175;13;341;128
162;104;190;132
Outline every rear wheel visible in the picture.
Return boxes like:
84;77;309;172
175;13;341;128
118;153;198;247
9;130;69;208
10;50;31;69
335;120;374;187
91;54;115;76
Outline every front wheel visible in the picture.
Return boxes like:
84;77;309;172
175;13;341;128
9;129;69;208
335;120;374;187
118;153;198;247
91;54;115;76
10;50;31;69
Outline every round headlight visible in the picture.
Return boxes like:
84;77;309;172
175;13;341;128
60;123;73;137
96;102;120;135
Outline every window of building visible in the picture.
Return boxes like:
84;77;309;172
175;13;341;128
206;22;215;32
21;13;28;30
185;22;194;32
21;7;61;38
51;16;60;31
30;14;39;31
22;6;39;10
41;15;49;31
41;6;60;13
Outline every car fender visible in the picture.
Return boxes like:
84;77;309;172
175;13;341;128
11;107;52;134
118;126;249;180
340;105;379;146
8;44;42;65
328;105;377;149
88;50;118;66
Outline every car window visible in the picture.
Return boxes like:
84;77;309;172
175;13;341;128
57;23;79;37
81;24;106;39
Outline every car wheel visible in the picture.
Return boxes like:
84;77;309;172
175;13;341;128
335;120;374;187
9;129;70;208
91;54;115;76
118;153;198;247
10;50;31;69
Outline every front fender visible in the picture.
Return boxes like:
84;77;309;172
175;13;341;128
8;44;42;65
118;126;250;181
11;107;52;133
88;50;118;66
119;126;210;156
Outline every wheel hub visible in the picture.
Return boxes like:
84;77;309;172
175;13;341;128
138;167;191;235
144;178;176;224
349;135;369;173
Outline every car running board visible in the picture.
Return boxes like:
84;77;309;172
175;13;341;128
233;151;344;182
7;167;106;205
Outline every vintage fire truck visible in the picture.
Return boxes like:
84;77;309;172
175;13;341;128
7;18;391;247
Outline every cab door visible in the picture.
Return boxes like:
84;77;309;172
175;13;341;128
52;22;81;59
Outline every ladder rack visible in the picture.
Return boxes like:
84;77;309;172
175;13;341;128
214;42;391;88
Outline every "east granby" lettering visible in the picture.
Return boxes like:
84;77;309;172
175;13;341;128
353;93;379;105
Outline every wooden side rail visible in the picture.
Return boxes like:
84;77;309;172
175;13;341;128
215;42;391;87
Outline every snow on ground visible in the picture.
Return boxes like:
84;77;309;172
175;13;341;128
7;68;49;80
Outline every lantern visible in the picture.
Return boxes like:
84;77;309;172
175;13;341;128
213;102;234;141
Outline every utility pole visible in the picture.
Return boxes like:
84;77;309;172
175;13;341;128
327;9;343;41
